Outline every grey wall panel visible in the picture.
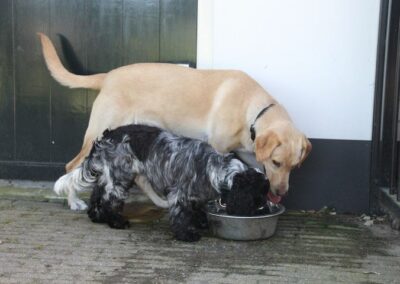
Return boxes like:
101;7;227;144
86;0;123;73
14;0;51;161
0;0;14;160
50;0;88;163
160;0;197;66
123;0;160;64
284;139;371;214
86;0;123;111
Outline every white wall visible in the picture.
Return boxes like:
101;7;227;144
197;0;380;140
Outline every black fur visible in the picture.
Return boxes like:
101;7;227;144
99;125;162;161
223;168;270;216
87;186;130;229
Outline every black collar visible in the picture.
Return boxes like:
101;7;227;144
250;103;275;141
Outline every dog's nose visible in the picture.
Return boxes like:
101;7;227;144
277;186;288;197
277;191;288;197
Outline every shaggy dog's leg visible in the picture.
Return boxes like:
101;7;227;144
102;196;129;229
168;193;200;242
87;185;107;223
88;185;130;229
169;204;200;242
191;203;208;229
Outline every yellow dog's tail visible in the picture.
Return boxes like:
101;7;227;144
37;32;106;90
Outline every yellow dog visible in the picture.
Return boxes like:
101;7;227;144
38;33;311;200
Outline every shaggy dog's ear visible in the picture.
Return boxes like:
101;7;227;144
226;169;269;216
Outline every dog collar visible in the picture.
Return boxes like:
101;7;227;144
250;103;275;141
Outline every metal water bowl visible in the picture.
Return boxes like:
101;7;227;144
205;200;285;241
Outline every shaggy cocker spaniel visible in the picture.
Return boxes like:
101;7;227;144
54;124;269;241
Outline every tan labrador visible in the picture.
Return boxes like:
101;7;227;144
38;33;311;200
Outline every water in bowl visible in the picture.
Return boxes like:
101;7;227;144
205;199;281;217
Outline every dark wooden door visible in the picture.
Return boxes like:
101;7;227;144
0;0;197;180
371;0;400;216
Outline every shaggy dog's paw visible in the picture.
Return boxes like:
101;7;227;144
70;199;88;211
87;207;105;223
193;213;209;229
194;219;209;230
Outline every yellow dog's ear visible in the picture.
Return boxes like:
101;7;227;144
255;131;281;162
298;136;312;167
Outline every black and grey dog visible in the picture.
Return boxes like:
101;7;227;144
54;124;269;241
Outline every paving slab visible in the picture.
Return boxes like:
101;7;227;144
1;197;400;283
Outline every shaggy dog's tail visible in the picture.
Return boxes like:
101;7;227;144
37;32;106;90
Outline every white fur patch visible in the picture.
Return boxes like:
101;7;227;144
53;174;70;195
69;199;88;211
54;169;89;211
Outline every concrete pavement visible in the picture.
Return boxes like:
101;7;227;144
0;185;400;283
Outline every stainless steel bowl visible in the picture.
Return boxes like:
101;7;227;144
205;201;285;241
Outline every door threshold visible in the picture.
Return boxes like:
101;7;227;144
378;187;400;229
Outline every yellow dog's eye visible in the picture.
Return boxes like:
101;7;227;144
272;160;281;167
